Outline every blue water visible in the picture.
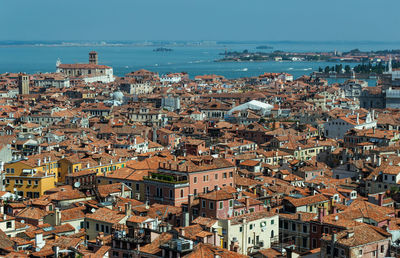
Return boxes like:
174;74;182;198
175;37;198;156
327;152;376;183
0;42;398;81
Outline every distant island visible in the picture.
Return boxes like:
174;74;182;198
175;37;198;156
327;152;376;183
153;47;173;52
216;48;400;64
256;45;273;50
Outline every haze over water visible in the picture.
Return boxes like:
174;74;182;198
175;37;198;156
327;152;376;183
0;41;398;83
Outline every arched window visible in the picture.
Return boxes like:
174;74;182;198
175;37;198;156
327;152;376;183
271;230;274;238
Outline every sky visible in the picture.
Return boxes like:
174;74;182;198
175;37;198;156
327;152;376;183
1;0;399;42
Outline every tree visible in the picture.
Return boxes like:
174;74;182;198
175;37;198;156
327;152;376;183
318;67;323;73
345;65;351;73
324;66;330;74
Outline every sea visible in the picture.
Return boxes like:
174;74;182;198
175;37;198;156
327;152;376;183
0;41;399;85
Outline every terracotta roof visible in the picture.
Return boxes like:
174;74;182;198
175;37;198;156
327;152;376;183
86;208;125;224
183;243;248;258
284;194;329;207
140;232;173;255
321;224;391;247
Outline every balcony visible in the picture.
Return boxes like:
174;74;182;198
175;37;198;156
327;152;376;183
161;239;193;253
143;173;188;185
112;225;151;244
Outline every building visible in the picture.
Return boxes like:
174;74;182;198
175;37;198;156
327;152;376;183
85;206;129;240
18;74;29;95
144;157;235;207
4;154;58;198
221;210;279;254
320;224;391;258
324;112;376;139
56;52;114;83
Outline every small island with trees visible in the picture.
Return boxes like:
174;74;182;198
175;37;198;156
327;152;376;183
153;47;173;52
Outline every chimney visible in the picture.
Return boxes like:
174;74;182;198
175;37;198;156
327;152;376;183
318;207;323;222
346;230;354;238
0;200;4;214
245;196;250;210
332;233;337;243
55;208;61;226
378;193;384;206
377;156;382;167
188;194;194;220
35;233;45;251
125;202;132;217
52;246;59;258
213;228;218;246
230;237;239;252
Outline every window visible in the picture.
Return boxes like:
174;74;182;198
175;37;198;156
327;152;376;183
229;172;233;177
271;220;274;225
327;246;331;254
96;223;99;231
359;250;362;255
219;201;223;209
292;223;296;231
284;221;288;229
215;174;218;180
229;200;233;207
223;173;227;179
202;200;206;208
194;189;197;195
302;237;307;248
136;183;140;191
34;180;38;186
239;226;243;232
209;201;214;210
381;245;384;253
250;224;253;230
169;190;173;198
271;230;274;238
27;180;31;185
86;222;89;229
248;237;251;244
101;225;104;232
180;189;184;198
193;177;197;183
6;222;12;229
303;225;307;233
312;225;317;233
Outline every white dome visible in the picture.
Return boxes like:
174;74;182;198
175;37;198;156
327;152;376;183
113;91;124;101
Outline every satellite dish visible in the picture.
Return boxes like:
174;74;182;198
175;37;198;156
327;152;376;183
74;182;81;188
21;220;25;224
91;208;96;213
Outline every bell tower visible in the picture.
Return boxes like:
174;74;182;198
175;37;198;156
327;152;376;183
89;51;98;65
18;73;30;95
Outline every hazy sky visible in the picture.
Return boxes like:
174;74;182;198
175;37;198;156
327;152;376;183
1;0;399;41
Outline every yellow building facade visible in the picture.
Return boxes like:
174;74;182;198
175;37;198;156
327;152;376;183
4;159;58;198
